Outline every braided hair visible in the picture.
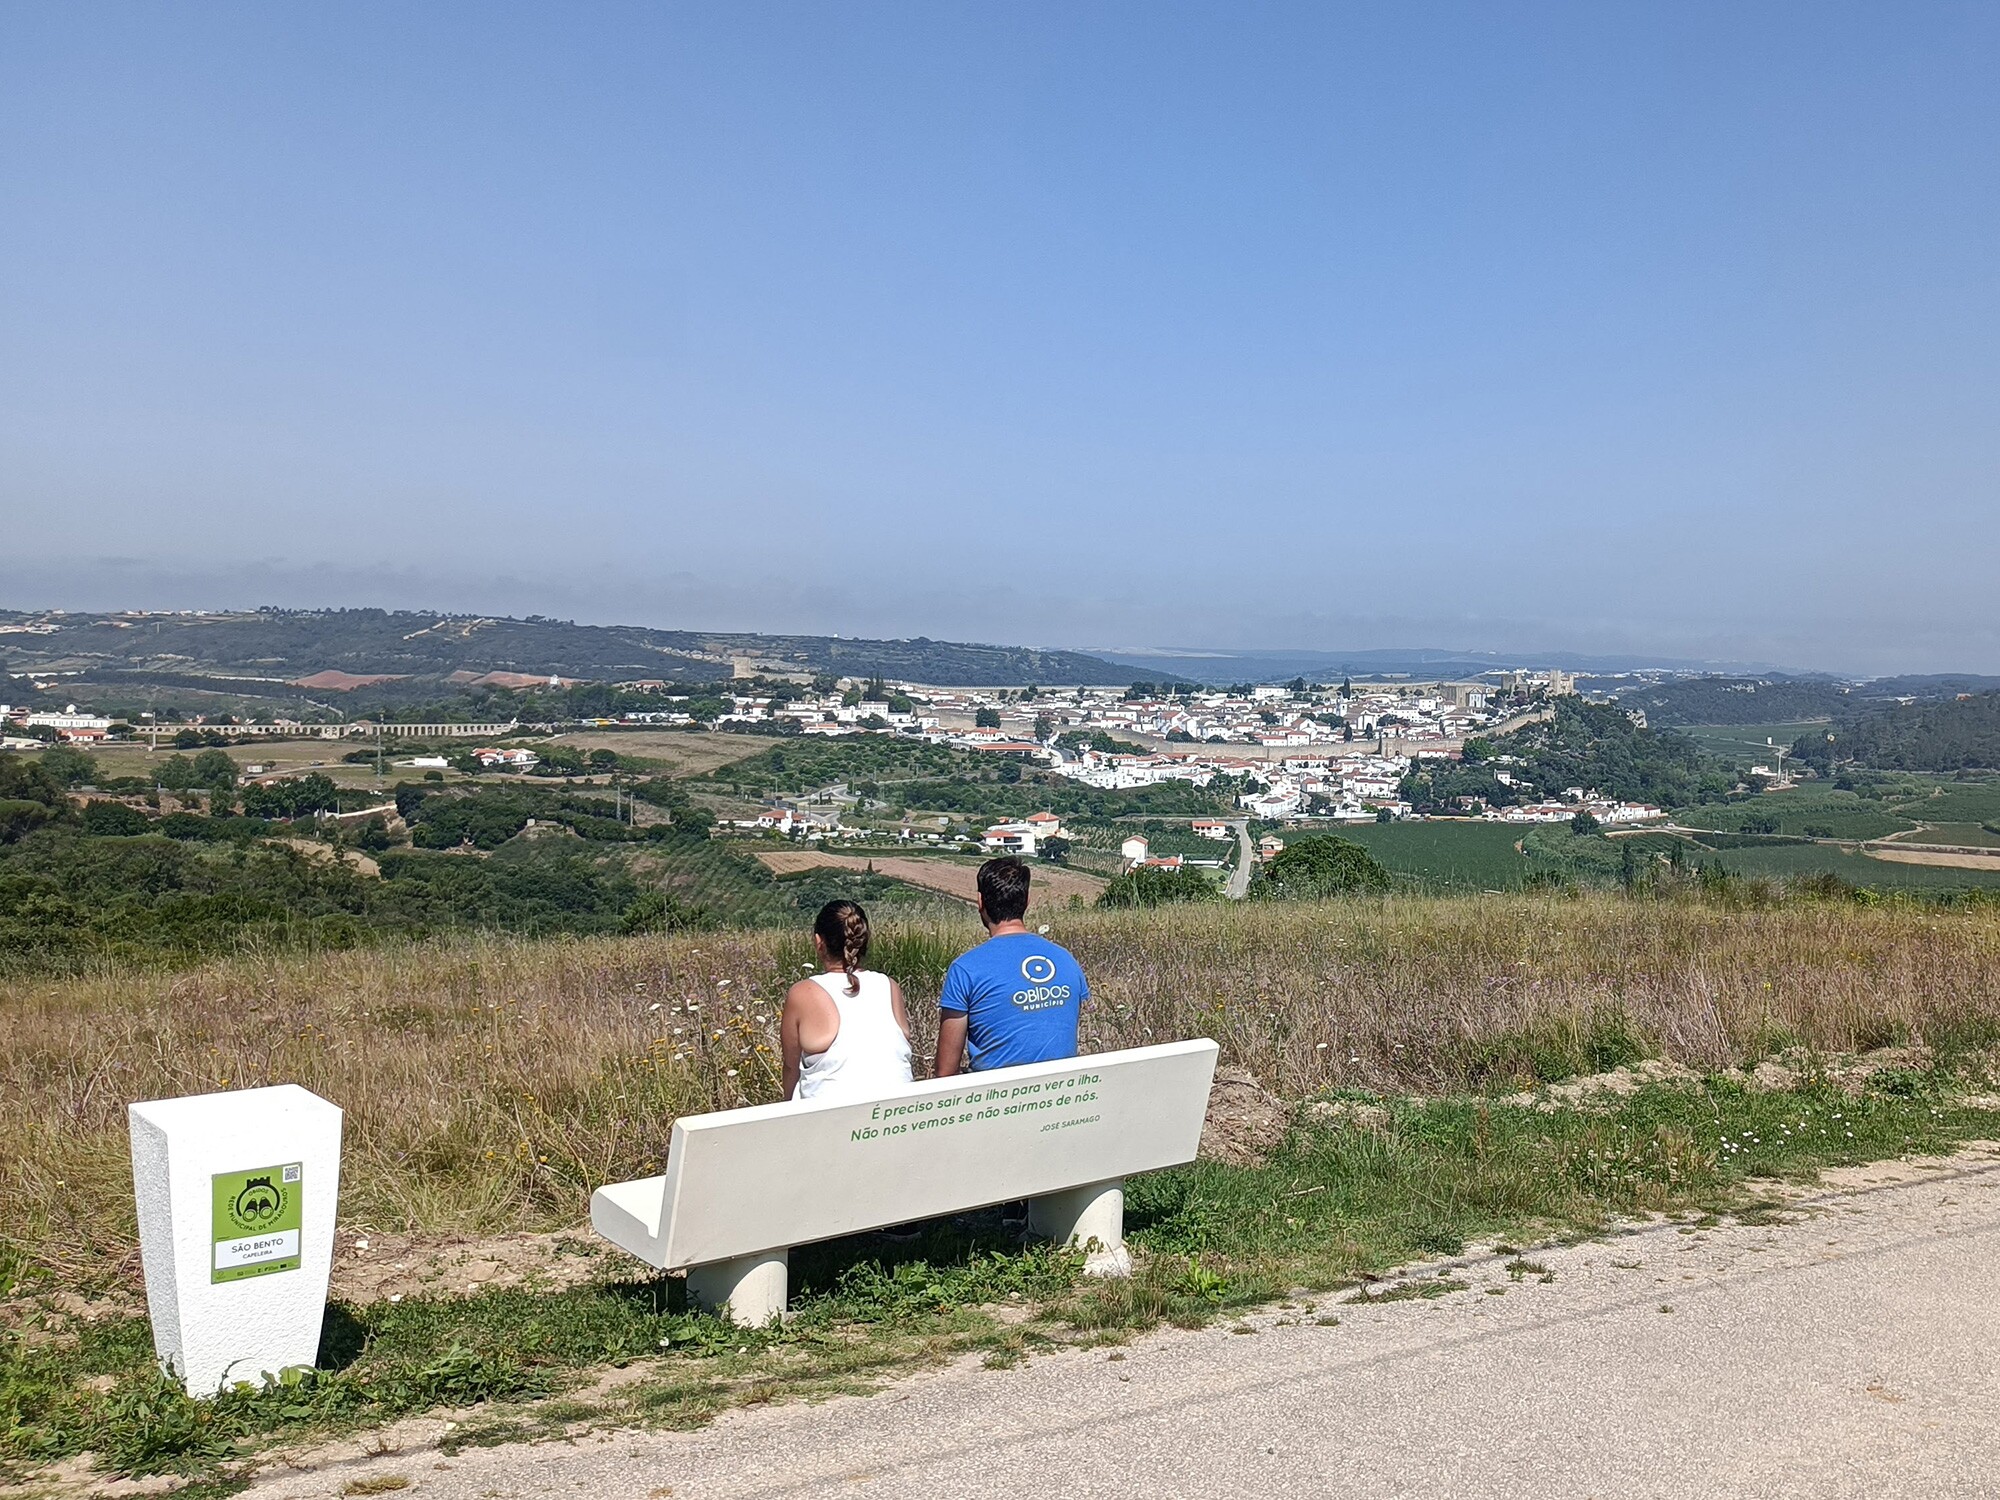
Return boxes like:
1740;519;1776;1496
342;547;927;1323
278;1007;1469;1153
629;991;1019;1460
813;900;870;996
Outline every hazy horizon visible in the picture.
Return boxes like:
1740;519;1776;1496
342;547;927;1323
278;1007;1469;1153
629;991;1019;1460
5;4;1998;676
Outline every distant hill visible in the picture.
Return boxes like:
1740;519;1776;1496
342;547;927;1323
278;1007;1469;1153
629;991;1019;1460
1617;676;1859;726
0;608;1132;690
1092;646;1730;685
1827;691;2000;772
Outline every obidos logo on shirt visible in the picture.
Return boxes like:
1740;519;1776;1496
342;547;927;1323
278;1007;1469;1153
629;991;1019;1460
1012;953;1071;1011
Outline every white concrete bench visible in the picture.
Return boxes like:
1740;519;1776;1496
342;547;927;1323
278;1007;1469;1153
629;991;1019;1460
591;1038;1220;1324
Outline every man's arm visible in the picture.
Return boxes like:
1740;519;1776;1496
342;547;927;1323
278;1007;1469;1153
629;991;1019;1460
934;1011;969;1078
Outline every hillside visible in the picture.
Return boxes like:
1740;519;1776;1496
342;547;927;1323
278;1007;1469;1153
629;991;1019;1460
0;608;1132;693
1617;676;1858;726
1401;697;1731;812
1819;691;2000;772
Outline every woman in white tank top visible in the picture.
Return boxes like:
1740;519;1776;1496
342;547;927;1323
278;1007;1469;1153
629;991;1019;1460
782;900;914;1102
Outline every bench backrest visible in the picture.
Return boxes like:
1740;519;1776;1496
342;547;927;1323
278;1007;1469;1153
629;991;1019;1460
646;1039;1219;1269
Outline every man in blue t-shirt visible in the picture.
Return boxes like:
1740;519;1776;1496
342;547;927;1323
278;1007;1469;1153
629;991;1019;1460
935;856;1087;1075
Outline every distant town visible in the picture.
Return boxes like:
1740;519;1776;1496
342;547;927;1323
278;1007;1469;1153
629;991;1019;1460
1;667;1667;861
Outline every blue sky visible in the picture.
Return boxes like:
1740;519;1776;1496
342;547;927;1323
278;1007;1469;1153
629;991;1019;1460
3;2;1996;673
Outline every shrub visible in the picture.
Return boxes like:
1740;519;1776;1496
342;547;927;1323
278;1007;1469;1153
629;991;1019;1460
1251;834;1391;900
80;802;150;836
1097;865;1221;908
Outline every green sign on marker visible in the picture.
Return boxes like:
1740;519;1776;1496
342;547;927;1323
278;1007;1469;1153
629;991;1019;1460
210;1162;304;1284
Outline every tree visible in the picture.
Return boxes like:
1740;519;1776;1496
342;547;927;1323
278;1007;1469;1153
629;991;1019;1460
1039;835;1072;863
0;751;71;843
241;773;340;821
1570;810;1601;835
1033;712;1055;742
974;707;1002;729
39;745;99;787
1252;834;1392;900
153;753;198;791
188;749;240;793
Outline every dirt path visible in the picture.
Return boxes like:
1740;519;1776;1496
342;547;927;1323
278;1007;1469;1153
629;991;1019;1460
246;1145;2000;1499
755;850;1106;908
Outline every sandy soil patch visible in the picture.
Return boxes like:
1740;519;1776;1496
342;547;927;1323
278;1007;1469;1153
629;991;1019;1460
754;851;1106;908
1865;846;2000;871
330;1227;612;1304
1199;1067;1291;1165
277;838;381;877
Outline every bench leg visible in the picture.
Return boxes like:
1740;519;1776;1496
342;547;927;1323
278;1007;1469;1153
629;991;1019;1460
685;1249;788;1326
1028;1179;1131;1278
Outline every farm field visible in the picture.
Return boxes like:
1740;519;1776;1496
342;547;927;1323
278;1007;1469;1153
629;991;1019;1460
1280;821;1529;891
81;736;363;784
1679;721;1832;764
1673;786;1916;840
1706;841;2000;891
1882;823;2000;850
1865;847;2000;873
1889;780;2000;826
541;728;769;778
754;849;1108;909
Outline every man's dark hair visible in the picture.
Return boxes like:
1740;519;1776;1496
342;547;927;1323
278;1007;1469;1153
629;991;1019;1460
977;856;1031;923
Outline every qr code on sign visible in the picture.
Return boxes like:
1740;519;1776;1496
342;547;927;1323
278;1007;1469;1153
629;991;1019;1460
282;1164;301;1183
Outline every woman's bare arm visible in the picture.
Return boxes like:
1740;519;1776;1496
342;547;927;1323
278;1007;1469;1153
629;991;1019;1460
781;979;839;1098
888;978;912;1040
780;985;805;1099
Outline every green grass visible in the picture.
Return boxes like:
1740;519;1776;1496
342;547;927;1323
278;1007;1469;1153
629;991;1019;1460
1290;822;1529;892
9;1075;1994;1490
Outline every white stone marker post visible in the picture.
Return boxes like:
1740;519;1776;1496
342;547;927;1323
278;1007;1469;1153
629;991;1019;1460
128;1084;343;1395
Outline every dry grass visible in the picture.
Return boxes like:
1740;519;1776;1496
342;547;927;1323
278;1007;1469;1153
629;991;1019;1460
5;893;1998;1287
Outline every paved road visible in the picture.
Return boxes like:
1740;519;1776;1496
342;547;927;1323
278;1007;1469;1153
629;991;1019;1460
253;1146;2000;1499
1226;817;1253;898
